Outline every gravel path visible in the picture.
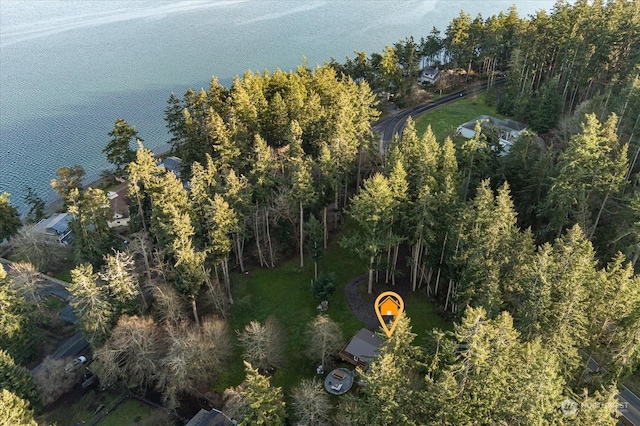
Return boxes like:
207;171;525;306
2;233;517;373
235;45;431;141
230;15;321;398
344;273;415;329
344;275;378;329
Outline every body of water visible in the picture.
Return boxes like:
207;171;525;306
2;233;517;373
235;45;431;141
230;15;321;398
0;0;556;213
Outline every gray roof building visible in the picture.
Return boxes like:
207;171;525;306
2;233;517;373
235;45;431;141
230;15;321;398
31;212;73;244
158;156;182;178
456;115;528;154
186;408;236;426
339;328;383;368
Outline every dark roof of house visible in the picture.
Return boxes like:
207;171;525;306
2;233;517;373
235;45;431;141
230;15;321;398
422;67;441;77
107;183;130;218
342;328;382;362
186;409;235;426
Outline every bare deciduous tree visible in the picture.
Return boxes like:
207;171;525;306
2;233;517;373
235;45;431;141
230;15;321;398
222;386;245;421
33;356;82;406
92;315;164;390
147;282;187;326
304;315;344;369
157;317;233;409
291;378;333;426
9;262;45;309
237;316;286;372
126;231;153;285
10;230;69;272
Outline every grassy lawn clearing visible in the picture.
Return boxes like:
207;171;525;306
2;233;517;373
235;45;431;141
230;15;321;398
414;96;506;142
42;389;120;426
215;229;366;394
42;389;166;426
216;221;449;396
54;268;73;282
97;398;164;426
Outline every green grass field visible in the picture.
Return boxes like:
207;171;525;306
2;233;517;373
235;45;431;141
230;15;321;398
413;95;506;142
216;222;449;395
42;390;168;426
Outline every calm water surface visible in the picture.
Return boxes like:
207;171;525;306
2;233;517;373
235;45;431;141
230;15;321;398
0;0;556;213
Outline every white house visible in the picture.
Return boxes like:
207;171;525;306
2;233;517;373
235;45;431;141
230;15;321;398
418;67;441;85
456;115;528;154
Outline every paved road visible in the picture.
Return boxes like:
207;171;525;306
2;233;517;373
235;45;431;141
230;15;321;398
586;358;640;425
373;79;505;150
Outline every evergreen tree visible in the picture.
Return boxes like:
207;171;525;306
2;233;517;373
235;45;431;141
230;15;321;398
500;130;551;230
127;142;160;233
104;118;140;172
341;173;395;294
516;225;595;377
50;165;85;208
425;307;566;424
304;214;324;279
0;192;22;242
0;349;40;413
69;264;114;345
222;169;251;273
582;253;640;383
544;113;628;238
67;187;120;267
204;193;238;304
527;76;562;133
343;314;425;425
237;361;286;426
99;251;142;314
454;181;533;318
0;389;37;426
0;268;37;363
22;186;45;223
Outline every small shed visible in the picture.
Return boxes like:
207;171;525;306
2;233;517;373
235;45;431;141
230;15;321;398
339;328;382;368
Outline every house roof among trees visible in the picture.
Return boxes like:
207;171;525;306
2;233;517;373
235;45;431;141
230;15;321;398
457;115;527;135
186;408;235;426
158;156;182;178
106;183;130;219
32;212;72;236
339;328;382;366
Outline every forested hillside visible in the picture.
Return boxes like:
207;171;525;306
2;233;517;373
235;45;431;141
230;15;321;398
1;0;639;424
